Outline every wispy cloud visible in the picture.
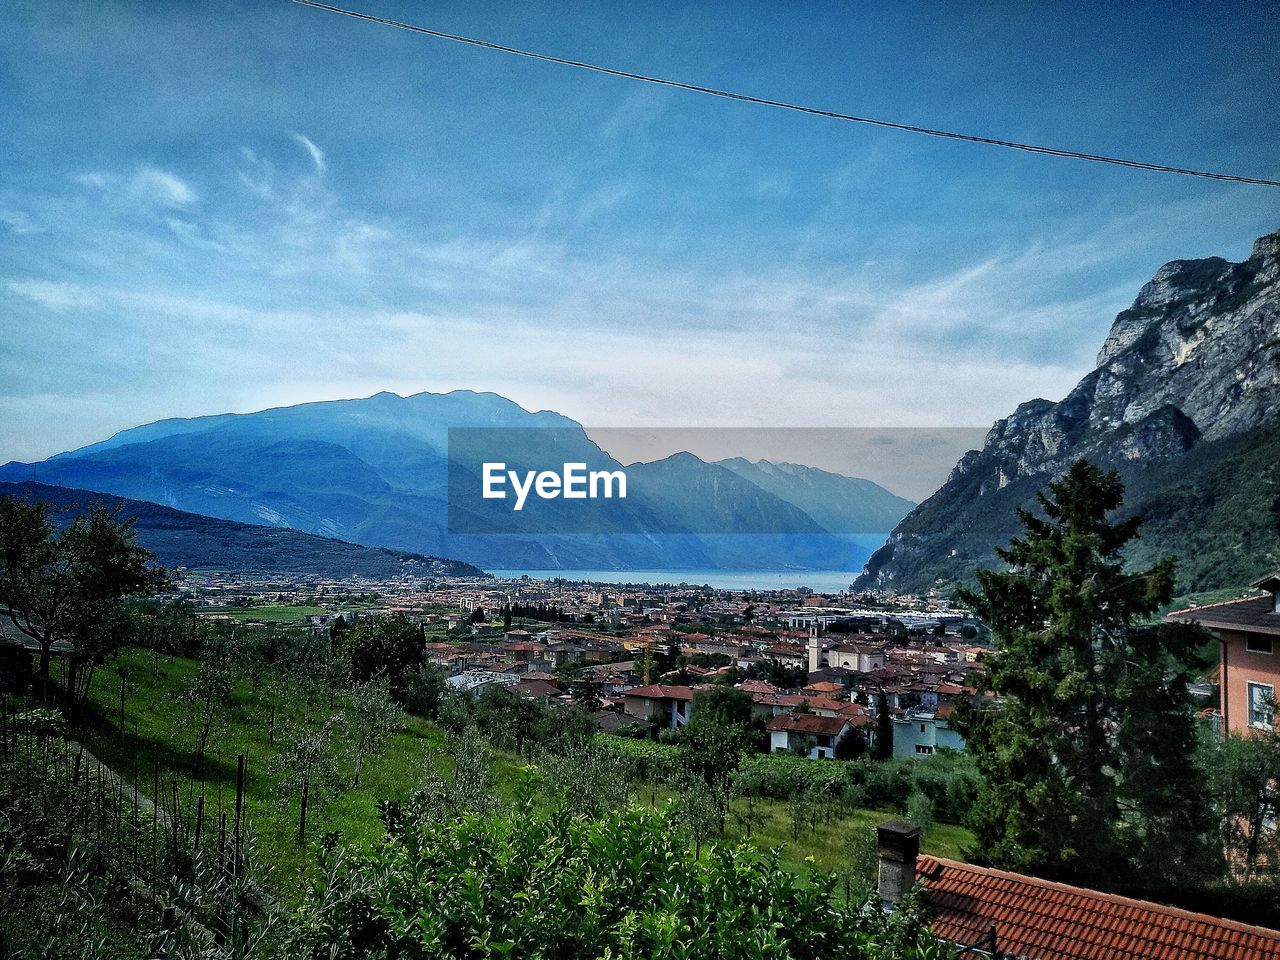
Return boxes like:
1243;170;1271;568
0;209;42;235
7;279;100;311
73;167;197;207
290;133;326;175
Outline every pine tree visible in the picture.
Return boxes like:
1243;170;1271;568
953;459;1207;888
873;689;894;761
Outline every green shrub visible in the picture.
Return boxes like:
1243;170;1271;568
288;803;953;959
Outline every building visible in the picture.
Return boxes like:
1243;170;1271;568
876;821;1280;960
621;684;694;727
892;706;965;758
1167;572;1280;737
767;712;854;759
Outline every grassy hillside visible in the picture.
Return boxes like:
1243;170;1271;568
75;648;972;899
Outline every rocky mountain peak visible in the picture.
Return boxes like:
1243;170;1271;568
1250;229;1280;264
855;226;1280;595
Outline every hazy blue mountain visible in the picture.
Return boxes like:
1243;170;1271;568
715;458;916;534
0;481;485;579
1;390;913;572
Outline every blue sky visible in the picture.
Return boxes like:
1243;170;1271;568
2;0;1279;466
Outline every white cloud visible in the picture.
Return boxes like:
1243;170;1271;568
131;167;197;206
73;167;198;207
0;209;41;235
7;279;100;311
290;132;326;174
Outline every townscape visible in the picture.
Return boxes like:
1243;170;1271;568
4;2;1280;959
182;569;987;760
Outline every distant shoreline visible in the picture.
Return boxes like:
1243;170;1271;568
488;569;860;592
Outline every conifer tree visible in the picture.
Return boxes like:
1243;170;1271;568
953;459;1208;887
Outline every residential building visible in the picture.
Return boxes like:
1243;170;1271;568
621;684;694;727
767;713;854;759
892;706;964;758
1167;572;1280;737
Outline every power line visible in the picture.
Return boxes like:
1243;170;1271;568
290;0;1280;189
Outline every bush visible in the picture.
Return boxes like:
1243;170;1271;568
288;803;951;959
598;736;982;824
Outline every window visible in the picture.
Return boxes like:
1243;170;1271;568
1248;682;1275;730
915;745;934;755
1246;636;1274;655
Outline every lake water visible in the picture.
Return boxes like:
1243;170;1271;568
487;569;862;592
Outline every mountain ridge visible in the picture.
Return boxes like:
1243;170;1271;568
0;480;486;580
0;392;913;573
855;227;1280;595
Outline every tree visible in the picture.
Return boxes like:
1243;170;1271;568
271;715;343;841
678;713;746;836
952;459;1203;888
345;678;401;787
0;497;165;703
873;690;894;761
175;629;238;775
343;614;425;704
401;661;448;719
1208;725;1280;879
691;685;754;729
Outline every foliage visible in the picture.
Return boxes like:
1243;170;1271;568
601;738;982;825
344;677;401;787
0;496;166;703
1204;728;1280;880
341;614;425;704
953;459;1212;888
287;802;953;959
269;715;344;841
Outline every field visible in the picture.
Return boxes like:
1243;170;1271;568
78;647;973;900
195;604;329;623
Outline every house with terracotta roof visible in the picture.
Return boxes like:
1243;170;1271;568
767;712;854;759
875;821;1280;960
1167;573;1280;738
621;683;694;727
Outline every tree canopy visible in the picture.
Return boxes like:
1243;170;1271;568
953;459;1213;888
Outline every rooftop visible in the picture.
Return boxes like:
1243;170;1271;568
918;855;1280;960
622;684;695;701
766;713;850;736
1166;594;1280;636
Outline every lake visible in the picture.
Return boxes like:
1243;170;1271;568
487;569;862;592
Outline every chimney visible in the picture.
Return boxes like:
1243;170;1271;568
877;820;921;905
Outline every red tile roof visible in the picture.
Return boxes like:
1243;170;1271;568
766;713;850;736
917;855;1280;960
622;684;695;701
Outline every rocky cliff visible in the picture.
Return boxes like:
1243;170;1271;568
855;229;1280;595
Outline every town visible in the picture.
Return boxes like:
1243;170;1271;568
175;568;988;761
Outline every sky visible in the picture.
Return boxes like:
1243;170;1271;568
3;0;1280;481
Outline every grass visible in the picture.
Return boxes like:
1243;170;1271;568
632;784;971;870
80;648;443;899
195;604;328;622
78;647;972;901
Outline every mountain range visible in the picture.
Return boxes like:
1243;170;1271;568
0;480;484;579
0;393;913;573
856;228;1280;596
